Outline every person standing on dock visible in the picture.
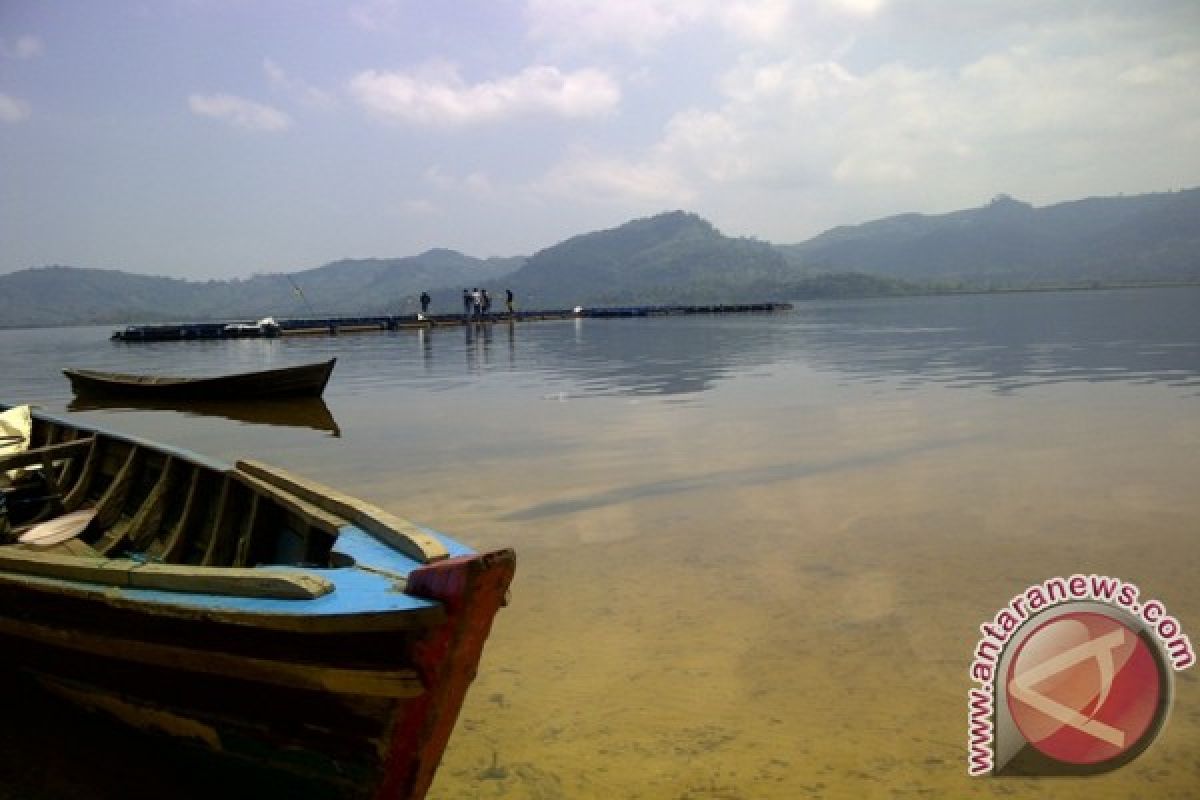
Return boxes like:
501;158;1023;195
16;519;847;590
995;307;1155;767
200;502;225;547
471;288;482;320
481;289;491;317
505;288;514;315
420;292;431;314
462;289;471;318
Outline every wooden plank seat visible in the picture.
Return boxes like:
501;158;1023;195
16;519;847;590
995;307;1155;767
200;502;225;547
22;538;100;558
0;547;333;599
236;460;449;564
0;438;92;533
0;437;94;474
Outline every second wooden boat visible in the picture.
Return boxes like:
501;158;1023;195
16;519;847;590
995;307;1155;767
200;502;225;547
0;403;514;799
63;358;336;400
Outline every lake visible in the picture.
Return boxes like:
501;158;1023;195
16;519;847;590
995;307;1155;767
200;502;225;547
2;287;1199;799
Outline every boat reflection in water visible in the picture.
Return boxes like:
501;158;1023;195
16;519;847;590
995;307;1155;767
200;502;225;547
67;396;341;437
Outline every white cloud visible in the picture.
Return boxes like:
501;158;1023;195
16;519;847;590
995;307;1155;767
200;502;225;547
423;165;456;192
348;0;406;32
263;58;335;110
1;35;43;60
263;59;286;86
188;93;291;132
832;153;916;185
658;109;750;182
349;63;620;125
535;148;693;204
401;198;438;215
0;93;31;123
423;166;495;196
825;0;887;18
720;0;796;43
464;171;494;194
720;57;856;104
526;4;1200;238
526;0;707;51
524;0;882;51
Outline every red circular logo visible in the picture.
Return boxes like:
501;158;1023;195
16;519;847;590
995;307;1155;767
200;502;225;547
1006;611;1162;765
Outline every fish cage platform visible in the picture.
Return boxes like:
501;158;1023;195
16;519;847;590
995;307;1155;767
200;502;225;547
109;303;794;342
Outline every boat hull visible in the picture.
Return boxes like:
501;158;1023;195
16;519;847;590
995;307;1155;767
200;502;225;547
0;550;514;799
63;358;336;400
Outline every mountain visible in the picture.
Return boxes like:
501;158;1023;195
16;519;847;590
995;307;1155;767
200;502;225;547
263;250;523;314
0;251;523;328
778;189;1200;285
503;211;791;306
0;267;204;327
2;188;1197;328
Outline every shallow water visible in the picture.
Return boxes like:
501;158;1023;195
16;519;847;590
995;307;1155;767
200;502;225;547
2;287;1199;798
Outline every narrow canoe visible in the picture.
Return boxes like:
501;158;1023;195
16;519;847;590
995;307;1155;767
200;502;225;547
63;358;337;400
0;404;515;799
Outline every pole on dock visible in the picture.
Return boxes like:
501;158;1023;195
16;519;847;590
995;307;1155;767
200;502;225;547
286;276;318;316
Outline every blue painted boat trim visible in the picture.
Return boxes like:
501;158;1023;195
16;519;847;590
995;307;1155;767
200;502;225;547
4;527;476;618
126;526;476;616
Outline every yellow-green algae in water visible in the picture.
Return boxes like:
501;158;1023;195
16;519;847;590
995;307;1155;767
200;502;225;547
414;383;1200;799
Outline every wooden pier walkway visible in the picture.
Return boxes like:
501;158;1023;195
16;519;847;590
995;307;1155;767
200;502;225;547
110;303;793;342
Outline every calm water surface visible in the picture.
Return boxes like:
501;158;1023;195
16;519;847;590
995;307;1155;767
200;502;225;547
2;287;1199;799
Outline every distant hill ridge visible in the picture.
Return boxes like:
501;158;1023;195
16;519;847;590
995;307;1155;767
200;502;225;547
2;188;1196;327
780;189;1200;283
0;252;523;327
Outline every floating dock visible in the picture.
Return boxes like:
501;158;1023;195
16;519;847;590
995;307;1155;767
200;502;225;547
110;303;793;342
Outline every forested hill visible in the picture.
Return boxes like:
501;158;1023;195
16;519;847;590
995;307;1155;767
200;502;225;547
2;188;1197;327
0;251;523;328
502;211;792;306
778;189;1200;285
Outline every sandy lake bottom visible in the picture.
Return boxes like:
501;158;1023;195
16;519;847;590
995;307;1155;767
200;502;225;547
418;381;1200;800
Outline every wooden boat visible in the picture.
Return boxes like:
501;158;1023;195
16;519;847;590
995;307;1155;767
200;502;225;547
63;358;337;400
0;403;515;799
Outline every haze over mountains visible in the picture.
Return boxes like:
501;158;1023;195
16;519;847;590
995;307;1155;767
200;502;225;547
2;188;1197;328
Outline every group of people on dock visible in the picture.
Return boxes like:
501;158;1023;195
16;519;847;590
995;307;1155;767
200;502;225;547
464;288;491;318
457;288;514;319
416;288;515;319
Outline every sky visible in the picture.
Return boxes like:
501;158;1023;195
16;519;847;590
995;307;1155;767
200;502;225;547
1;0;1198;279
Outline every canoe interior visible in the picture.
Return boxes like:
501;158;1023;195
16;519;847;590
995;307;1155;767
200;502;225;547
3;415;337;569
